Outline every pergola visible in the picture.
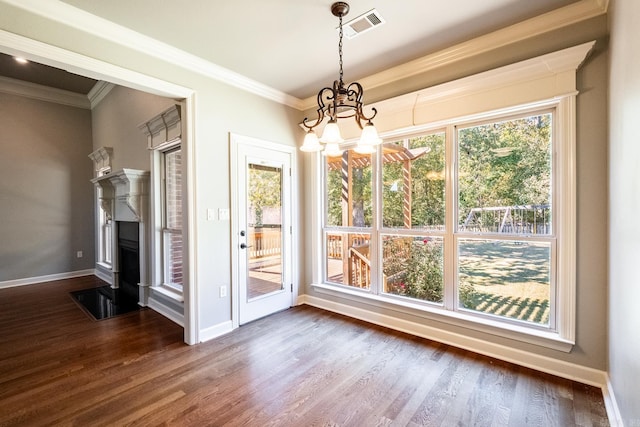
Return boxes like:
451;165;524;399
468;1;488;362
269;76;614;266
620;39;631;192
326;142;430;287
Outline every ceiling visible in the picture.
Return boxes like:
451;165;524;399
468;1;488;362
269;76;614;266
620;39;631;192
0;0;581;99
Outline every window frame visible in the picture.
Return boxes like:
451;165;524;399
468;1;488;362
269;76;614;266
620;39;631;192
314;96;576;351
150;139;184;301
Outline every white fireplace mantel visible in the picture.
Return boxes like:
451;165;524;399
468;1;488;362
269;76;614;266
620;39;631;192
91;168;150;222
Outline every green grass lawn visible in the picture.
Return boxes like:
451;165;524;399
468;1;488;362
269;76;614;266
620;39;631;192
458;240;551;325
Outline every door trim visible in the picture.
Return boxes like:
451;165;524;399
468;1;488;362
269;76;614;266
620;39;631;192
230;133;298;329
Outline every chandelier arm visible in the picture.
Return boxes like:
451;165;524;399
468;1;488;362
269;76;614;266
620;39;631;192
344;82;378;128
302;87;334;130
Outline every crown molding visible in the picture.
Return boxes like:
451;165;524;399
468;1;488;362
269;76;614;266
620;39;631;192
0;0;304;110
0;29;192;100
0;0;607;113
301;0;609;110
88;80;115;109
0;74;90;108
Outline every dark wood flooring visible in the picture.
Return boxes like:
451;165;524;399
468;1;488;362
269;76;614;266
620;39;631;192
0;276;609;426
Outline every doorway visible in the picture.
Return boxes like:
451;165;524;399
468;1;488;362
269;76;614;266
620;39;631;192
231;134;295;325
0;32;197;344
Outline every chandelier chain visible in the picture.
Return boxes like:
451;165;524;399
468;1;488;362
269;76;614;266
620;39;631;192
338;14;344;84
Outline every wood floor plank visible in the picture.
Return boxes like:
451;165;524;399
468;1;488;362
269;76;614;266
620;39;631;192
0;276;610;426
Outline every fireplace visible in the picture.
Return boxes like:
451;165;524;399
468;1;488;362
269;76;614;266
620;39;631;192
91;169;150;305
118;221;140;301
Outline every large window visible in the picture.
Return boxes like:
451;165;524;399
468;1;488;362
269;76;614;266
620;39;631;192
321;107;566;339
162;146;183;292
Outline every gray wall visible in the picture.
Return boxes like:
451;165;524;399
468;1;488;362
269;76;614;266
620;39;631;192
609;0;640;424
91;85;176;168
0;91;94;282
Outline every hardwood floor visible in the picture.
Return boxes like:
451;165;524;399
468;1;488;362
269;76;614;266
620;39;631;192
0;276;609;426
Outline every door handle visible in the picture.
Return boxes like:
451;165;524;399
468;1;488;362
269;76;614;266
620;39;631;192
240;243;253;249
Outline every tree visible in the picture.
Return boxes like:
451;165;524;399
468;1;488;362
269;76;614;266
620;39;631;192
248;166;281;226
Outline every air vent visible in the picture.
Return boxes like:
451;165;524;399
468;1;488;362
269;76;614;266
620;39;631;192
342;9;385;39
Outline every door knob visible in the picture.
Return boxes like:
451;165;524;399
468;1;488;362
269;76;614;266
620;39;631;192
240;243;253;249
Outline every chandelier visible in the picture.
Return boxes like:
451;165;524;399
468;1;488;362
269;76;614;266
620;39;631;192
300;2;382;156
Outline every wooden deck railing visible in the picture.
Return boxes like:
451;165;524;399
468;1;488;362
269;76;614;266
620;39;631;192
348;246;371;289
249;227;281;260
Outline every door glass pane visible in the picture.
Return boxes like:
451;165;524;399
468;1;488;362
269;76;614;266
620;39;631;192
457;113;552;235
458;239;551;325
247;163;283;300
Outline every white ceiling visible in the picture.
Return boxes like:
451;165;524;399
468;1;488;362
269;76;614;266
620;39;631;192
53;0;580;100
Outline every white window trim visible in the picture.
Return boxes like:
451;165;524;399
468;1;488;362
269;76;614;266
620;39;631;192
150;138;183;299
308;42;590;352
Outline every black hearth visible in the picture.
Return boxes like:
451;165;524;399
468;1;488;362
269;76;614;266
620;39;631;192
118;221;140;301
70;285;140;320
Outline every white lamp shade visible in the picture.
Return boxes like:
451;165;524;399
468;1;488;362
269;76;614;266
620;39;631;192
322;142;343;157
359;123;382;146
300;130;322;152
320;120;344;144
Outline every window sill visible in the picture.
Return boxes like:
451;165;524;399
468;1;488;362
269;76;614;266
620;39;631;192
311;283;574;353
151;285;184;303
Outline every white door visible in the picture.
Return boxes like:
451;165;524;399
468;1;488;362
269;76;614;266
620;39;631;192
233;140;293;325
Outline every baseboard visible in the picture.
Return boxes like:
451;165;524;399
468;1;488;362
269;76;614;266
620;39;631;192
147;296;184;326
602;375;624;427
199;321;234;343
303;294;608;388
0;269;95;289
94;266;112;285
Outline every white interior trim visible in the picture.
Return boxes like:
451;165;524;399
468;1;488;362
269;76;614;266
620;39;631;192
336;41;595;140
0;29;192;99
199;320;234;343
0;269;95;289
88;81;115;109
602;375;624;427
0;74;90;108
148;293;184;326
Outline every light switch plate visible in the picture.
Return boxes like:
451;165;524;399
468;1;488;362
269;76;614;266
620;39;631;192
207;208;215;221
218;208;230;221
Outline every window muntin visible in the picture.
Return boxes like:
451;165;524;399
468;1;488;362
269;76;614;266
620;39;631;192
320;108;559;332
162;147;183;290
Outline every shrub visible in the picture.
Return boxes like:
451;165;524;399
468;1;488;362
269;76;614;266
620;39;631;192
458;282;478;309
